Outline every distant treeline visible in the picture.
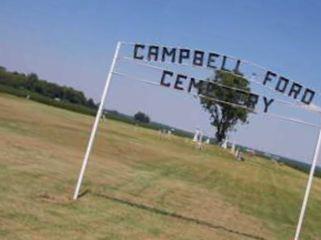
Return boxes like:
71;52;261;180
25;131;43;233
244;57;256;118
0;66;98;114
240;146;321;178
280;157;321;178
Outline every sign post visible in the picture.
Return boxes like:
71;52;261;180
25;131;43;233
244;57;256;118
73;41;121;200
294;126;321;240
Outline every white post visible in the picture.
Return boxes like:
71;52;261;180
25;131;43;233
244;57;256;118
294;127;321;239
73;41;122;200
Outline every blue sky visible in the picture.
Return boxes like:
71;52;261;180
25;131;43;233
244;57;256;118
1;0;321;163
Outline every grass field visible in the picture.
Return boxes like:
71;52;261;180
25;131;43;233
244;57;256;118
0;93;321;240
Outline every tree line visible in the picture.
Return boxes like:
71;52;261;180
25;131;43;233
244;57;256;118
0;66;97;109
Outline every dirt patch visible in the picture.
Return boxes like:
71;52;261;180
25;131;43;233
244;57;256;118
37;192;72;204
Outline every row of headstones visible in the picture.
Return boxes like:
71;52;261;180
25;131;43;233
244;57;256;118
158;129;174;137
138;127;242;160
194;130;243;160
193;129;210;144
220;138;244;160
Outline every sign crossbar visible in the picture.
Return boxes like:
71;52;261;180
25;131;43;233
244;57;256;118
120;42;321;98
120;56;321;114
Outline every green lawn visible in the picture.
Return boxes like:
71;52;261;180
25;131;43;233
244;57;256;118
0;93;320;240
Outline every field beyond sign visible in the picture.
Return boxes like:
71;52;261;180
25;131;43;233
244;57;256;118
0;93;321;240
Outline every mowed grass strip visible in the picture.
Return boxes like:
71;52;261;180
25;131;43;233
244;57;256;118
0;93;320;240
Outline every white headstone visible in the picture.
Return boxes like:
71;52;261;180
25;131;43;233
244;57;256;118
193;129;200;142
234;148;239;158
193;129;204;149
231;143;235;154
221;139;228;149
198;130;203;143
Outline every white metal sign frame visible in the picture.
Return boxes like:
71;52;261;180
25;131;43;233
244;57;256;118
73;41;321;240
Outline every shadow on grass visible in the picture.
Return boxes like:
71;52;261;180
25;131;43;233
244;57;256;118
92;192;266;240
78;189;91;198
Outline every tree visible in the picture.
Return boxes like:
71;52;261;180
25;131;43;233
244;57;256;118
86;98;97;109
134;111;150;124
200;70;255;144
25;73;39;91
0;66;98;109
